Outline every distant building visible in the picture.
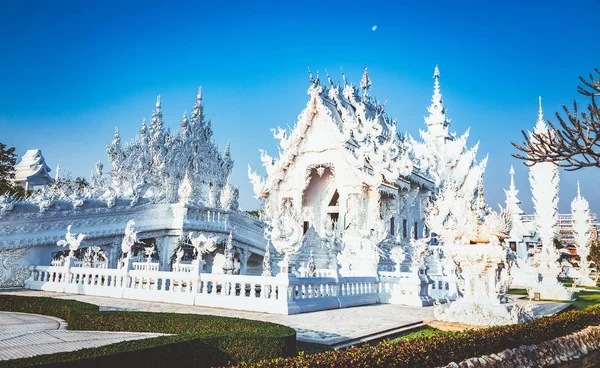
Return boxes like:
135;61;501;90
12;149;54;191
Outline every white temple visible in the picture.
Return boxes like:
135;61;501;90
249;67;432;281
12;149;54;190
0;67;572;321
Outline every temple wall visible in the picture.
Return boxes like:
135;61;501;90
0;199;266;288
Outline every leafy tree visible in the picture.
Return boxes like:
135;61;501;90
0;142;28;198
246;209;261;218
512;68;600;170
0;142;17;181
589;240;600;275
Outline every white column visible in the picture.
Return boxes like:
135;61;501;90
240;249;251;275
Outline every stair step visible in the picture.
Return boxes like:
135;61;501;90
330;321;426;350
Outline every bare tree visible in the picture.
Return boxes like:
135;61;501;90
512;68;600;171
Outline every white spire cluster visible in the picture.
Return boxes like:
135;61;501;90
571;182;595;286
529;97;560;259
104;88;236;207
504;165;524;215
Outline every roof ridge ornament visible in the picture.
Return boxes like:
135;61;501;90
360;65;372;95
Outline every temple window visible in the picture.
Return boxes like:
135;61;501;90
390;217;395;236
413;221;418;239
402;219;408;238
303;221;309;234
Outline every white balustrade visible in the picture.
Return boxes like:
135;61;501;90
25;264;429;314
171;262;197;273
132;262;159;272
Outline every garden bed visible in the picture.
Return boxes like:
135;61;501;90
235;306;600;367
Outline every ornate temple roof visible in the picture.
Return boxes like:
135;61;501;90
13;149;53;186
249;67;431;199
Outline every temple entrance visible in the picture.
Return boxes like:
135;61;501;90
302;167;337;236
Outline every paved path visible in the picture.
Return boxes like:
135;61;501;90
0;311;163;361
1;289;434;345
0;290;571;347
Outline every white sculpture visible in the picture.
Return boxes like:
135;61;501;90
83;247;94;267
121;220;138;256
571;182;595;286
188;232;218;256
432;168;531;325
222;232;235;274
390;246;406;274
528;97;572;301
262;241;273;277
144;245;155;263
56;225;86;258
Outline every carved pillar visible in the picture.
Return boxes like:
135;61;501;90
156;236;177;271
207;184;222;209
110;238;121;269
240;248;251;275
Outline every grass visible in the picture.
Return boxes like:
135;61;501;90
572;291;600;310
0;295;296;367
507;289;528;296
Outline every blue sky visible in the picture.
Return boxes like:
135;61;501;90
1;0;599;212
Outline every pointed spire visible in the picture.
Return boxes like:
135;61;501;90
531;96;553;140
424;64;451;142
308;67;315;84
360;65;372;94
340;67;348;86
113;128;121;146
180;110;189;133
577;180;581;198
534;96;546;132
224;141;231;157
325;68;333;86
504;164;524;215
150;95;164;139
191;86;205;127
509;165;516;191
139;118;148;136
54;164;61;182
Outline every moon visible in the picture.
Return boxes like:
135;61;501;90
372;25;377;31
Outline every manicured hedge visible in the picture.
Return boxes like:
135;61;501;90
237;306;600;368
0;295;295;368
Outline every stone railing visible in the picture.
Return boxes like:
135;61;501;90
379;273;433;307
25;265;386;314
132;262;159;272
171;262;198;273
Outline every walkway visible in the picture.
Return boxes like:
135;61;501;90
0;290;571;348
1;289;434;345
0;311;163;361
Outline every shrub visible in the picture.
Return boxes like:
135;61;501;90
0;295;295;368
237;306;600;368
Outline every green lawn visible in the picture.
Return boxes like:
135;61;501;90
507;289;528;296
572;291;600;310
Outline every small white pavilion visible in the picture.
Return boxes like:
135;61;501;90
13;149;54;190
